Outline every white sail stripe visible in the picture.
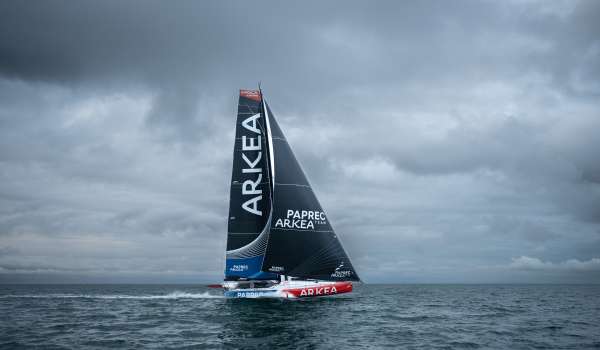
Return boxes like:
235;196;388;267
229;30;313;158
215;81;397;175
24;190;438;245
263;99;275;191
229;241;267;259
226;216;271;259
226;226;268;255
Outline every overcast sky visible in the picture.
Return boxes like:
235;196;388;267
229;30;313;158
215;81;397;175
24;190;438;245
1;0;599;283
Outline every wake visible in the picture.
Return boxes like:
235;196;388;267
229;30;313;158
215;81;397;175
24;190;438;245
0;291;223;299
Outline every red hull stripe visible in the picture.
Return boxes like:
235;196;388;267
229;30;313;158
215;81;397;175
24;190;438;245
283;282;352;298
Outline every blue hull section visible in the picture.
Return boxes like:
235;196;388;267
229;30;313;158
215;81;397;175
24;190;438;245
225;255;278;280
224;289;279;298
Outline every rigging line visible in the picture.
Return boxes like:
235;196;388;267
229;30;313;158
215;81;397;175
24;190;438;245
274;183;311;187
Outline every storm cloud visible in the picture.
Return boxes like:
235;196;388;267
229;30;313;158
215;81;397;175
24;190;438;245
1;0;599;283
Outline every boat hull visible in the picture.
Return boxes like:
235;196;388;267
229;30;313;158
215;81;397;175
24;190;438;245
223;281;353;299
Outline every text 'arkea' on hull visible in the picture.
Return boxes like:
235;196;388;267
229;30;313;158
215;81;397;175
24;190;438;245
213;88;360;299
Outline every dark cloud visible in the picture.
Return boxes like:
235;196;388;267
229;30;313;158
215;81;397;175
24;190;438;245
0;0;599;283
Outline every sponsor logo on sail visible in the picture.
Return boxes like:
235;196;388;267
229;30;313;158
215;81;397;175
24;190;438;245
331;270;352;278
331;262;352;278
240;90;262;102
274;209;326;230
240;113;263;216
230;264;249;272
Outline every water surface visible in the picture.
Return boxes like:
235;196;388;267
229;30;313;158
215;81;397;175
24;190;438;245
1;284;599;349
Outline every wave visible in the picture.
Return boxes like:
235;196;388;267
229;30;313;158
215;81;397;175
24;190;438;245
0;291;223;299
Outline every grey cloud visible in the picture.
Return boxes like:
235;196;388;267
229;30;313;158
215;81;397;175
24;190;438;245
509;256;600;271
0;1;599;283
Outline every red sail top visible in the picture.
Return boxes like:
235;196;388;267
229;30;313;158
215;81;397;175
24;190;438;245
240;89;262;102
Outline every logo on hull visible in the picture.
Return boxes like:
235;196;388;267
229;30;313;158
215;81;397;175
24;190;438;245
299;286;337;297
234;291;273;298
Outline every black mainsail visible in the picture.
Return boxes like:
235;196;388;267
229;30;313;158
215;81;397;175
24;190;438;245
225;89;359;282
225;90;276;280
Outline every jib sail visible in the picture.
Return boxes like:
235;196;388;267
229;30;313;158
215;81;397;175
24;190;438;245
260;99;360;282
225;90;277;280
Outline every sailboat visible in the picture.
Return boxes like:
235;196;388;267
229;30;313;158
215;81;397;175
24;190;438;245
219;88;359;298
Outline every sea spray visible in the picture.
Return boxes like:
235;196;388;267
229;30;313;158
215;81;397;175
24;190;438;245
0;291;223;299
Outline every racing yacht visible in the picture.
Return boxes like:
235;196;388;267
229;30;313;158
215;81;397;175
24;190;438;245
217;88;359;298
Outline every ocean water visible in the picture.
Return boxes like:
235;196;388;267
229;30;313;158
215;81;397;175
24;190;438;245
1;284;599;349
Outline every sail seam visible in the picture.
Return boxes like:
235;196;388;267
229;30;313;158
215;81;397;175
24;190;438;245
274;183;311;187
